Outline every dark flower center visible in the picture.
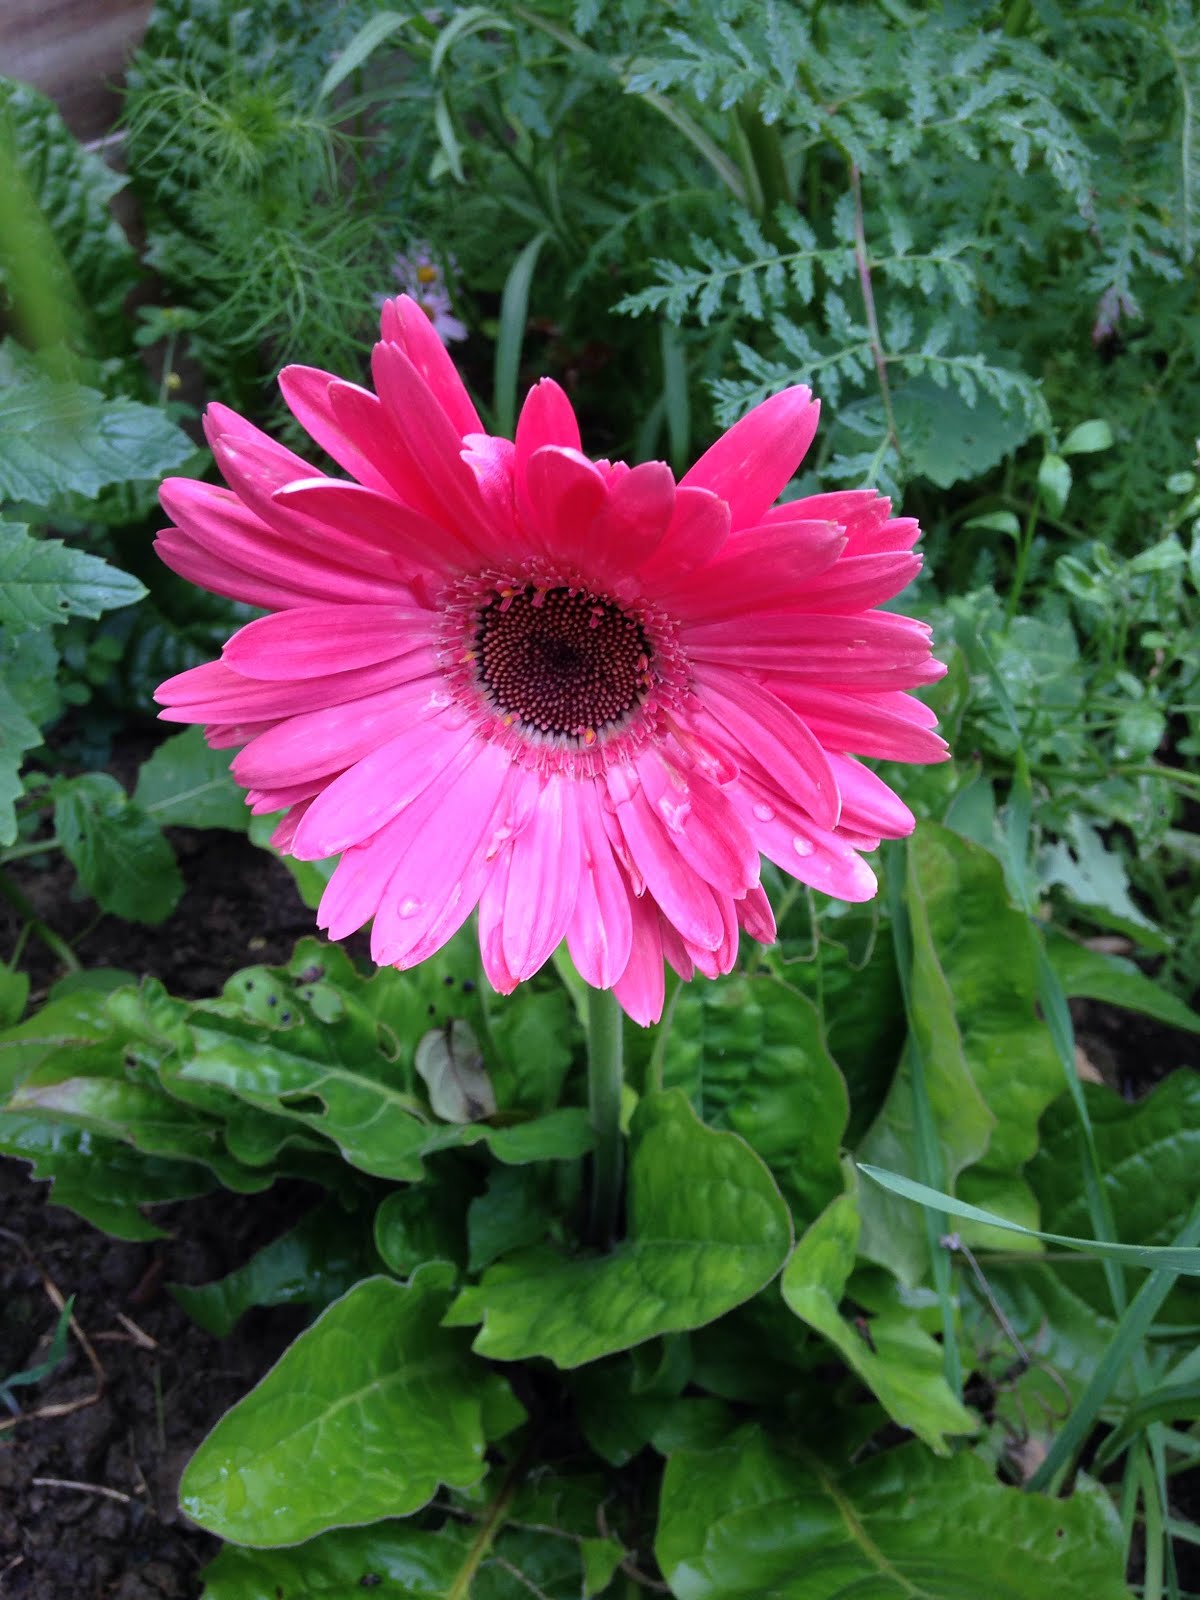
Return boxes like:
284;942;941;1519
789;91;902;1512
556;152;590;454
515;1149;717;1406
474;585;652;744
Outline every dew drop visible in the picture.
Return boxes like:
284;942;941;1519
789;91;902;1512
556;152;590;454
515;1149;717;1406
792;835;814;858
753;801;776;823
399;897;422;918
658;798;691;833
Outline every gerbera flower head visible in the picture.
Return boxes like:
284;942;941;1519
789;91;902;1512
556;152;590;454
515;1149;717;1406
155;295;946;1023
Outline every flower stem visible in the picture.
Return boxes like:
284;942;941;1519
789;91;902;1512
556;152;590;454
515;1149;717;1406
587;986;625;1249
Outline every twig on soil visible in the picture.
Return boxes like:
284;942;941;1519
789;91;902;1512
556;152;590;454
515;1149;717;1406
91;1313;160;1351
31;1477;133;1505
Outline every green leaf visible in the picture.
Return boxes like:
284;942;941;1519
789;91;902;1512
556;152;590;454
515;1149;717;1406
318;11;411;99
133;727;247;831
655;1429;1131;1599
582;1537;626;1596
1046;928;1200;1033
963;509;1021;538
180;1267;524;1545
444;1090;792;1367
0;675;40;846
1061;419;1114;455
857;824;1062;1280
1;1294;73;1395
0;347;193;506
468;1165;548;1271
198;1518;475;1598
0;77;138;343
171;1202;376;1337
0;522;145;631
1040;818;1167;949
1038;451;1072;515
375;1184;466;1277
859;1162;1200;1273
0;964;29;1027
659;972;846;1227
781;1183;977;1452
0;1116;213;1239
494;233;549;436
892;375;1036;489
54;773;183;924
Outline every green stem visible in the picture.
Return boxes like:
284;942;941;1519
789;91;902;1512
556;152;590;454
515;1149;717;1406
587;986;625;1249
0;870;80;973
1005;487;1041;620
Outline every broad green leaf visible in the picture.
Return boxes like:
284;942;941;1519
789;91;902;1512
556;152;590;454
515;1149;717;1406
0;522;145;631
180;1267;525;1545
0;1115;213;1239
858;823;1063;1281
133;727;247;832
860;1162;1200;1274
1046;928;1200;1034
54;773;183;924
468;1164;549;1271
1038;451;1072;514
0;964;29;1027
781;1184;977;1453
199;1519;474;1599
172;1201;377;1337
181;945;588;1180
444;1090;792;1367
655;1429;1130;1599
0;987;130;1098
0;348;193;505
375;1184;467;1277
659;972;846;1227
1027;1072;1200;1317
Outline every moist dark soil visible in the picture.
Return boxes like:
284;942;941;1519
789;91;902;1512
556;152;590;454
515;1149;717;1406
0;1166;317;1599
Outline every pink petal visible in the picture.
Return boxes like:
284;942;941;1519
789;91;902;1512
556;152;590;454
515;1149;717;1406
271;798;313;852
692;667;841;832
156;655;427;724
587;461;676;577
500;773;583;981
326;381;458;519
246;778;323;814
766;493;919;556
157;480;413;606
381;295;483;438
462;433;521;547
370;342;494;545
606;765;725;952
478;845;519;997
290;714;477;860
523;446;609;560
795;552;923;613
737;885;777;945
828;753;915;839
232;670;441;788
277;366;397;496
686;611;944;689
612;889;666;1026
637;486;730;582
771;684;947;764
272;479;477;575
222;604;432;682
634;750;760;899
657;519;845;620
369;739;513;966
736;778;879;903
680;387;819;530
566;783;634;990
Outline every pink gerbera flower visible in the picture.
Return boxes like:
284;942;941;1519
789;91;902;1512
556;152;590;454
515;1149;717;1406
155;296;945;1023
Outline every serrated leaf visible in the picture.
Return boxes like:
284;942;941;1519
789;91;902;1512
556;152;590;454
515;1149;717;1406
133;726;247;831
781;1183;977;1452
1040;817;1167;949
444;1090;792;1367
0;350;192;505
655;1429;1130;1599
54;772;183;924
891;375;1034;489
0;522;145;630
0;673;41;846
660;972;846;1227
180;1267;525;1545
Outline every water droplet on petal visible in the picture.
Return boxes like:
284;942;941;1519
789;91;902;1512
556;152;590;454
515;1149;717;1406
658;798;691;833
792;835;814;858
753;802;776;823
399;897;422;918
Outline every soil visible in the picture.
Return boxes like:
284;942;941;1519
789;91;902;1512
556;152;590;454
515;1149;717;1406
0;1165;317;1599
